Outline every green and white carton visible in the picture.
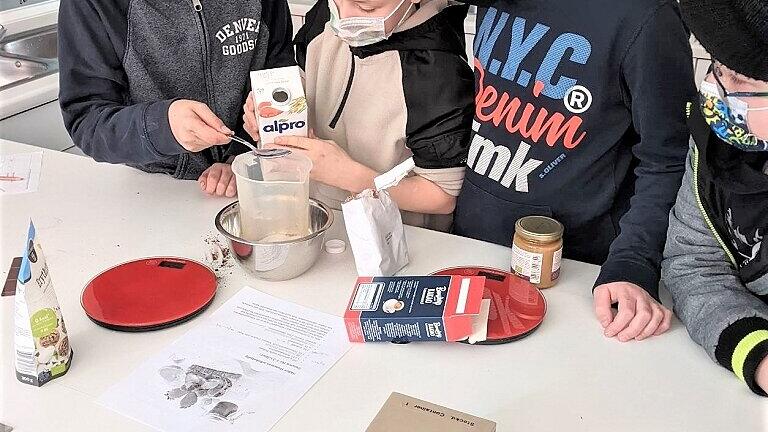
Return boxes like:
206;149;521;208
15;221;73;386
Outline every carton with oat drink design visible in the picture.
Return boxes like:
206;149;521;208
14;221;73;386
250;65;308;144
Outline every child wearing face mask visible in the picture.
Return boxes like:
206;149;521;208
243;0;474;230
663;0;768;396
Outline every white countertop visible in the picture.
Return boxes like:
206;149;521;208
0;139;765;432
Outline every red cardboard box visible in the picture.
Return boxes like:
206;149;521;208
344;276;486;343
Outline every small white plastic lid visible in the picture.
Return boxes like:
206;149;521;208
324;239;346;254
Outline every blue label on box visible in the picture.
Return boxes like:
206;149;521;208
345;276;483;343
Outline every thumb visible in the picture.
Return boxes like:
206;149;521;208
192;103;232;135
594;286;614;328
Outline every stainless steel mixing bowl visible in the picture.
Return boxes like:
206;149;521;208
215;199;333;281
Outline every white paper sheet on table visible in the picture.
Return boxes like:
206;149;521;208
99;287;351;432
0;152;42;194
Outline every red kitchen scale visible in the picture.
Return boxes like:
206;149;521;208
81;257;217;331
432;266;546;344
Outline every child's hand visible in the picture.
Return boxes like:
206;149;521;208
757;357;768;394
242;91;260;142
273;134;364;192
199;163;237;197
594;282;673;342
169;100;233;152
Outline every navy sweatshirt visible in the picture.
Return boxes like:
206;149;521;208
58;0;294;180
453;0;696;299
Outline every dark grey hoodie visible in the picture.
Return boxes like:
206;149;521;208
58;0;295;180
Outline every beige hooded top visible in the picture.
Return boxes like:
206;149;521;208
294;0;475;230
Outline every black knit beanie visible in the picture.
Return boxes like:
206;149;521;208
681;0;768;81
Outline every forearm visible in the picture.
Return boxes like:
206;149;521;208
666;215;768;396
389;177;456;214
598;1;695;296
595;167;684;298
343;162;456;214
62;98;183;164
663;151;768;395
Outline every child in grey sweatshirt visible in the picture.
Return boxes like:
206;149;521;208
663;0;768;396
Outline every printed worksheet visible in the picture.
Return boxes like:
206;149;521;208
99;288;350;432
0;152;42;194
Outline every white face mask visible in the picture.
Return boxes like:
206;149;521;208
329;0;412;47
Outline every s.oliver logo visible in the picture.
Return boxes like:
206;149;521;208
214;18;260;56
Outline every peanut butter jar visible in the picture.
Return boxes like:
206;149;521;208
511;216;564;289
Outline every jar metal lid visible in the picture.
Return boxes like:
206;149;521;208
515;216;564;243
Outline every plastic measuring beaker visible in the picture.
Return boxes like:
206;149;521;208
232;151;313;243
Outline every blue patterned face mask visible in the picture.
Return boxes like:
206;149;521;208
699;79;768;152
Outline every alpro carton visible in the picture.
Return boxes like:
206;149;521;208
15;221;73;386
344;276;486;343
250;66;307;144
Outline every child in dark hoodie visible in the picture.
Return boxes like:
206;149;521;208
243;0;475;231
450;0;696;341
58;0;294;197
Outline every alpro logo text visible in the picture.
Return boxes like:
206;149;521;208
262;120;307;134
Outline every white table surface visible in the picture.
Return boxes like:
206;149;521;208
0;139;766;432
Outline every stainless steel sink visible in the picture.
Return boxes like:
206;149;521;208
0;24;58;91
1;25;57;59
0;56;49;88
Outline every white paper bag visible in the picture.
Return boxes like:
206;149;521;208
342;158;415;276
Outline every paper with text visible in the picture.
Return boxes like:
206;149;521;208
99;287;350;432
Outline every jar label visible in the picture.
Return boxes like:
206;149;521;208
552;247;563;281
511;244;544;284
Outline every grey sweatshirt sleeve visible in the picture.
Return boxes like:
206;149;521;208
58;0;184;164
662;142;768;396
